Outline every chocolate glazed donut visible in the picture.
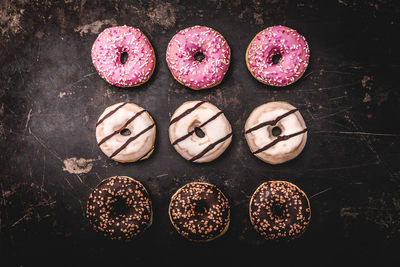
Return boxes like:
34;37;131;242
169;182;230;241
249;181;311;240
86;176;153;241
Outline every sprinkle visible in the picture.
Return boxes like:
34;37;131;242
169;182;230;241
249;181;311;240
86;176;152;241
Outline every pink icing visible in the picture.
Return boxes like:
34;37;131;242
166;26;231;90
246;26;310;87
91;26;155;87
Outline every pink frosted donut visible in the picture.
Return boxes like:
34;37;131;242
246;26;310;87
91;26;156;87
166;26;231;90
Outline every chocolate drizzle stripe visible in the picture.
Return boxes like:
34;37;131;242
170;101;206;125
172;111;223;146
98;109;147;146
253;128;307;154
96;103;127;127
245;109;298;134
189;132;232;162
109;124;155;159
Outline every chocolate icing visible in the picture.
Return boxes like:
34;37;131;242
250;181;311;240
189;132;232;162
245;108;298;134
109;123;155;158
170;101;206;125
169;182;230;241
86;176;152;241
252;128;307;154
98;109;147;146
96;102;127;127
172;111;223;145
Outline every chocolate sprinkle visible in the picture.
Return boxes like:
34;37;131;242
86;176;152;241
249;181;311;240
169;182;230;241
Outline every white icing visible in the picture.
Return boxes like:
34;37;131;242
245;102;307;164
169;101;232;163
96;102;156;162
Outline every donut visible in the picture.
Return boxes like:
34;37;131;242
166;25;231;90
246;25;309;86
169;101;232;163
169;182;230;241
86;176;153;241
244;101;307;164
96;102;156;162
249;181;311;240
91;25;156;87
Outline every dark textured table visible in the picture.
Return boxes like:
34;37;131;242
1;0;399;265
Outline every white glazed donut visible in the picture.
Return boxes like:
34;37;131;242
245;101;307;164
169;101;232;163
96;102;156;162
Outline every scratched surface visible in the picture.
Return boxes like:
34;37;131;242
1;0;400;265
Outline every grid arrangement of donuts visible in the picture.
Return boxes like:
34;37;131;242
87;25;311;242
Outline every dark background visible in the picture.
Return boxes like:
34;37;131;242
1;0;400;266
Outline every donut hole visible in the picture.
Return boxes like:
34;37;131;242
272;54;282;65
120;128;131;136
271;204;286;219
272;126;282;137
194;52;205;62
110;196;129;218
193;200;208;216
194;127;205;138
120;52;129;64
